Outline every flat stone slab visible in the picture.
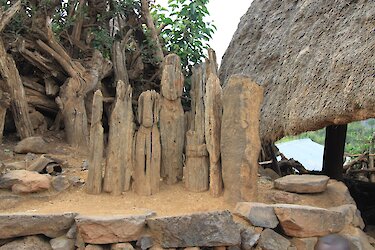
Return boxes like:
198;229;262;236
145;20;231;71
274;174;330;193
234;202;278;228
274;204;345;237
147;210;241;248
0;213;77;239
75;214;152;244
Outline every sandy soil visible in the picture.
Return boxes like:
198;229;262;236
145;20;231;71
0;133;349;216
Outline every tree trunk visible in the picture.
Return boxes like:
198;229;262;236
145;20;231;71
0;1;34;139
86;90;104;194
369;133;375;182
0;39;34;139
0;90;10;142
140;0;164;63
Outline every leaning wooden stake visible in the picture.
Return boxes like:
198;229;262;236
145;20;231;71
221;75;264;203
160;54;185;184
134;90;161;196
85;90;104;194
103;81;135;195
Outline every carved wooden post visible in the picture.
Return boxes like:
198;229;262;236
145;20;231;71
185;66;209;192
134;90;161;196
86;90;104;194
205;74;223;197
160;54;185;184
103;81;135;195
221;75;264;203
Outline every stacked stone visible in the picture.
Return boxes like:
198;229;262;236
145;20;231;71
0;181;372;250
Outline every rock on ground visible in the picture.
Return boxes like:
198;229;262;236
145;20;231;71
111;243;135;250
274;175;330;194
14;136;50;154
50;235;75;250
241;227;261;250
0;213;76;239
147;211;241;248
255;229;291;250
340;227;374;250
290;237;318;250
75;214;149;244
330;204;365;230
0;235;52;250
234;202;278;228
0;170;51;194
274;204;345;237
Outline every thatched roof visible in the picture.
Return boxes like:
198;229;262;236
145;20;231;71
219;0;375;142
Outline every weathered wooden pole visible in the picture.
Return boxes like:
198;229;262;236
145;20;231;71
204;49;223;197
185;66;209;192
85;90;104;194
322;125;347;180
221;75;264;203
134;90;161;196
103;81;135;195
205;74;223;197
160;54;185;184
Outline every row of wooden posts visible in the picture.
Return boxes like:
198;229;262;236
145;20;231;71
86;49;264;203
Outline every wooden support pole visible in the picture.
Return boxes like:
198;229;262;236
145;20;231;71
322;125;347;180
85;90;104;194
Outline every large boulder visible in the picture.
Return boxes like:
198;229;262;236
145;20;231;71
14;136;50;154
274;204;345;237
219;0;375;141
147;211;241;248
75;214;150;244
0;213;76;239
0;170;51;194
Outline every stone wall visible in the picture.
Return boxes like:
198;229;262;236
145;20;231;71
219;0;375;142
0;180;373;250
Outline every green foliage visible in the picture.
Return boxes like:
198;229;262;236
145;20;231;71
277;119;375;154
152;0;216;75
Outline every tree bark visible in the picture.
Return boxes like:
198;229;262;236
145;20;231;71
0;1;34;139
86;90;104;194
140;0;164;63
0;90;10;143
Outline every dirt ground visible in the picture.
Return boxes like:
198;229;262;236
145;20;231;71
0;132;354;216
